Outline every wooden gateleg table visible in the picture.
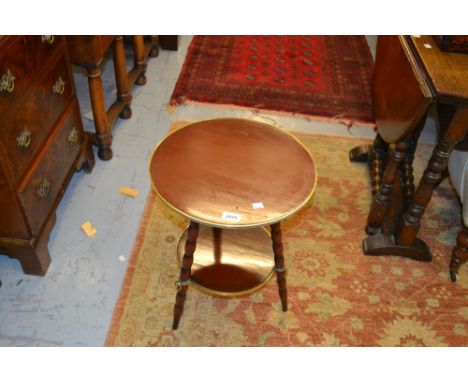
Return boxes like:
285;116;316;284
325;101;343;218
350;35;468;280
149;119;317;329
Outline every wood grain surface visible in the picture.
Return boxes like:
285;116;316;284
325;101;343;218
374;36;433;144
410;35;468;105
149;118;317;228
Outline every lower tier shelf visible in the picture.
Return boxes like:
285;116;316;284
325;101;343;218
177;225;275;297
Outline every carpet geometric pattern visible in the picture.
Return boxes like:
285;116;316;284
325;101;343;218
106;125;468;346
170;36;375;125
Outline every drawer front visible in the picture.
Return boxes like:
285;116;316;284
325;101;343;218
0;36;33;118
39;51;74;127
0;52;74;185
27;35;64;68
18;104;83;234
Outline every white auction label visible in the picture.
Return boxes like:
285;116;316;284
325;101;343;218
252;202;264;209
424;43;432;49
222;211;241;222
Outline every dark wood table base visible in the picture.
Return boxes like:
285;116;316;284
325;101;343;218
351;129;435;263
363;232;432;262
352;118;468;279
355;36;468;281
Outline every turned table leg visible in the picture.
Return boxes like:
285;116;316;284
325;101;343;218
366;140;410;235
173;221;199;330
397;135;459;246
369;133;389;196
397;105;468;247
113;36;132;119
86;66;113;160
271;222;288;312
401;120;424;210
132;36;148;86
450;226;468;282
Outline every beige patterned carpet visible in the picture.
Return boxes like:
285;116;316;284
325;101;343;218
106;124;468;346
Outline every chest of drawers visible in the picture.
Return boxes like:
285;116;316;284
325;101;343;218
0;35;95;275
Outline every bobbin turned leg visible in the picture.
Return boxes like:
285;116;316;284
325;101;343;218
450;227;468;282
369;133;389;196
362;135;432;262
172;221;199;330
271;222;287;312
400;119;424;210
397;136;458;246
397;105;468;248
366;140;410;235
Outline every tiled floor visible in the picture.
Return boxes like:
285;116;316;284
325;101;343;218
0;36;437;346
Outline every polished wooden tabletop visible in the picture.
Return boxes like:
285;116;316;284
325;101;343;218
410;35;468;105
149;118;317;228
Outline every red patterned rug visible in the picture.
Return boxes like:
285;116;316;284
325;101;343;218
170;36;375;125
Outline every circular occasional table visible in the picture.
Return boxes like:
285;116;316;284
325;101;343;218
149;118;317;329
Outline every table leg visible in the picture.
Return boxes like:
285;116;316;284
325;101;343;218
213;227;222;264
397;135;460;246
132;36;147;86
172;221;199;330
113;36;132;119
366;140;410;235
397;105;468;247
450;226;468;282
403;117;426;197
149;36;160;57
369;133;389;196
401;123;423;210
271;222;287;312
86;66;113;160
362;130;433;262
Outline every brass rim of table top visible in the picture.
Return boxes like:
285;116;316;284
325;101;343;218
176;224;276;298
148;118;318;229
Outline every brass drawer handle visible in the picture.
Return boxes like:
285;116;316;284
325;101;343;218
36;178;51;198
0;69;15;93
52;76;65;95
67;126;79;144
41;35;55;44
16;128;31;148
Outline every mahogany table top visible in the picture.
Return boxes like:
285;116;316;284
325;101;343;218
149;118;317;228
